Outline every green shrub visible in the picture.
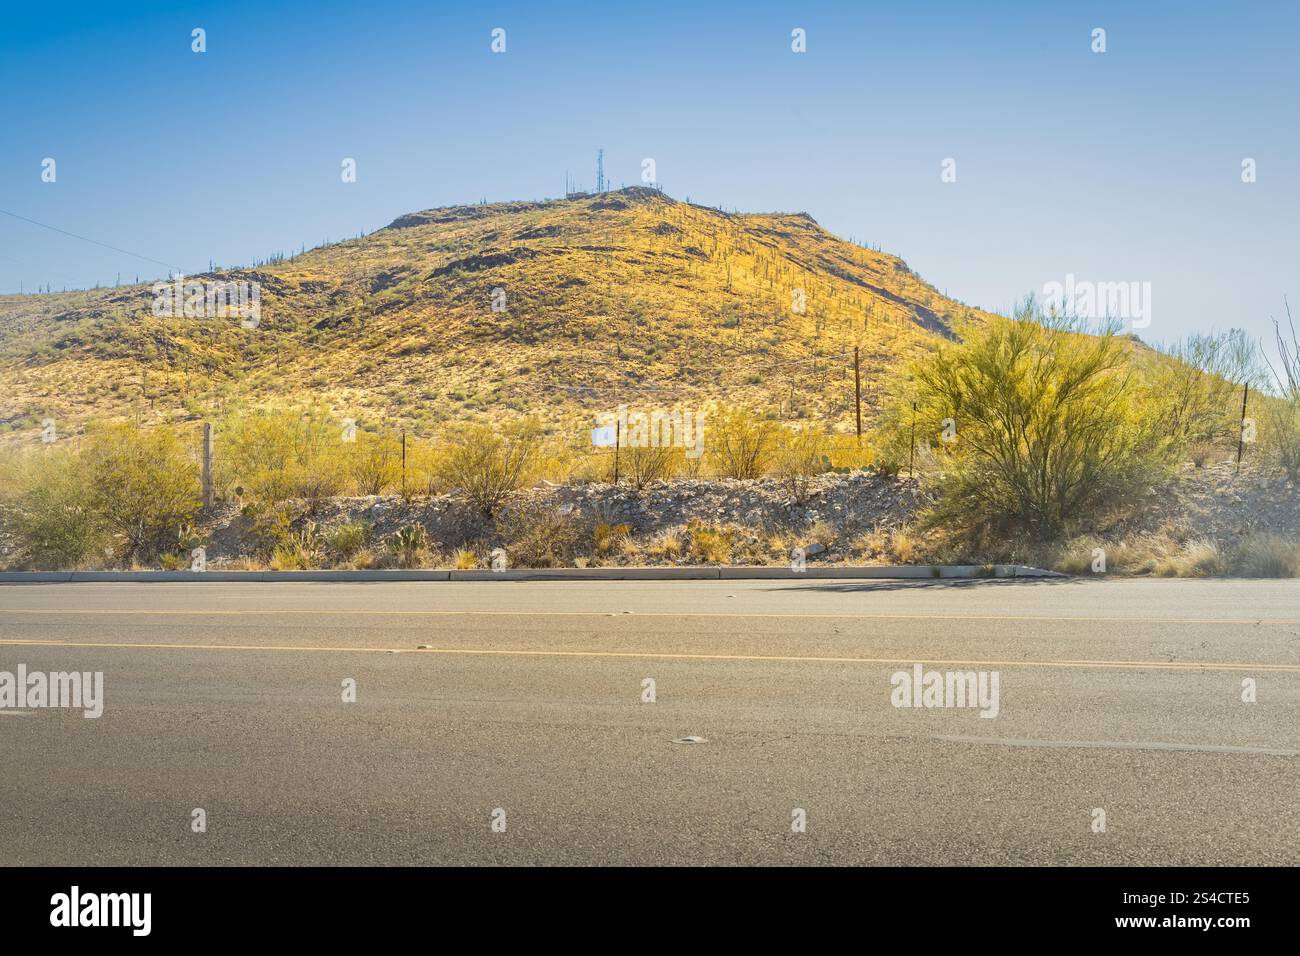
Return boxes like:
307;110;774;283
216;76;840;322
708;406;778;479
157;523;208;571
4;447;107;569
437;419;543;516
83;422;203;562
496;500;578;567
160;552;191;571
324;520;372;559
893;311;1172;544
344;431;402;496
218;405;346;503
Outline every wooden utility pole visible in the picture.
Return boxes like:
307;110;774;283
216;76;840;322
202;423;214;508
854;347;862;443
401;429;407;498
1236;384;1250;472
613;417;621;485
908;402;917;476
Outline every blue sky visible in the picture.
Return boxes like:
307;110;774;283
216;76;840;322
2;0;1297;345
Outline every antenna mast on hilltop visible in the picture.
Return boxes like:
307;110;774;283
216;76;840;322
596;149;605;193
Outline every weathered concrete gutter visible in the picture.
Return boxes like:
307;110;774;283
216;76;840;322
0;565;1062;583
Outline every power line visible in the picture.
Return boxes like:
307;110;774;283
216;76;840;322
0;207;180;273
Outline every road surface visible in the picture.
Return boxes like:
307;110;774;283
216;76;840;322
1;578;1297;865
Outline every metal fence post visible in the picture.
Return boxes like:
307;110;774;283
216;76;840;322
202;422;214;508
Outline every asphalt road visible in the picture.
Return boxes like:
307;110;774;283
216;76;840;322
1;578;1298;866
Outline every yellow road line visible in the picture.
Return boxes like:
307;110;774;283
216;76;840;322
2;608;1300;626
0;639;1295;672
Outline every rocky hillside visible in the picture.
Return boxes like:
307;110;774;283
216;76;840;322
0;187;995;444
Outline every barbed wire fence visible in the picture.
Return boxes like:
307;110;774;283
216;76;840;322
4;327;1269;505
166;342;882;505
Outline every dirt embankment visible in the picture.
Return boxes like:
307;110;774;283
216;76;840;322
2;462;1298;571
199;471;928;569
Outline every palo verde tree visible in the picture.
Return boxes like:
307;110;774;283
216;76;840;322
899;305;1173;545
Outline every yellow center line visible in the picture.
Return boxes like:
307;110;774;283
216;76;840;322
2;608;1300;625
0;638;1295;672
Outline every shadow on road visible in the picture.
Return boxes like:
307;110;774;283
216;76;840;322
767;576;1082;594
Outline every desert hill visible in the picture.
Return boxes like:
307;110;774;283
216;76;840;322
0;186;997;443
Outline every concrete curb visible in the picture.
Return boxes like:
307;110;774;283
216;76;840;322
0;565;1062;583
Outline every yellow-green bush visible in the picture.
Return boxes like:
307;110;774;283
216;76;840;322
218;405;346;503
1149;329;1259;452
2;422;203;567
887;313;1172;543
1260;397;1300;480
707;405;779;479
534;432;587;485
389;524;430;568
774;425;831;500
271;521;320;570
82;422;203;562
323;520;373;560
1258;304;1300;479
826;432;872;472
612;444;681;489
406;438;446;497
437;418;543;515
3;446;107;569
451;547;480;570
344;430;402;496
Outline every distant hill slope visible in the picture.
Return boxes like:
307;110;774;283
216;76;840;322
0;186;997;441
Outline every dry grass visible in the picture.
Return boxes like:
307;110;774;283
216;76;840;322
646;529;683;561
1046;532;1299;578
851;527;890;559
451;547;480;570
806;518;838;549
496;500;577;567
345;548;380;570
687;521;734;564
593;521;632;557
1188;442;1220;469
762;529;792;559
888;527;919;563
222;556;265;571
1231;534;1300;578
1154;539;1224;577
729;531;775;565
1048;534;1173;576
